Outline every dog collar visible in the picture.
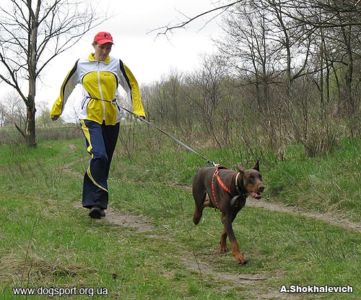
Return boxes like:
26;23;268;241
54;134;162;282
234;172;242;195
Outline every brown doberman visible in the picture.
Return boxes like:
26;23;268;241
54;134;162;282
192;160;264;265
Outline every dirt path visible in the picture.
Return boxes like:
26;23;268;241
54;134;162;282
105;207;155;232
73;203;308;299
247;198;361;232
94;206;287;299
105;207;271;284
72;197;321;298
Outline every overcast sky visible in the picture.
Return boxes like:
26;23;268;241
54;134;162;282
0;0;225;121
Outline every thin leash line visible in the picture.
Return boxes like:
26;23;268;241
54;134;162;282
119;105;217;166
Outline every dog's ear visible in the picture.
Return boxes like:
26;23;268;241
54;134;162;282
236;164;245;174
253;160;260;171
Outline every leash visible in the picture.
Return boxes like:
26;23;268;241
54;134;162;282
119;105;216;166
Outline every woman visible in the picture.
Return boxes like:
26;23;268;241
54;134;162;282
50;32;146;219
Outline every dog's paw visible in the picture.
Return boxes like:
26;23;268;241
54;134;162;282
219;245;229;253
193;214;201;225
235;254;247;265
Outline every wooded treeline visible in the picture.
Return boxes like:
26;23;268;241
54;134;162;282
143;0;361;158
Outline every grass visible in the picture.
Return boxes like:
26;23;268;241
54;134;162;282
264;138;361;220
0;127;361;299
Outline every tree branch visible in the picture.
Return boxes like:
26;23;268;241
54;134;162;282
150;1;243;36
14;122;26;138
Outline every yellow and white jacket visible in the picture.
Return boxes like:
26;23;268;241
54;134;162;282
50;53;145;125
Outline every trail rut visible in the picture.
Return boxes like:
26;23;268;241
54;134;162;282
247;198;361;232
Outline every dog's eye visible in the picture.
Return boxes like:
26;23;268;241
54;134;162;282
248;175;256;183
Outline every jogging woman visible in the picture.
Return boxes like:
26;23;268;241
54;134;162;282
50;32;146;219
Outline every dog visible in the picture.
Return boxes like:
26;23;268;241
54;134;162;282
192;160;264;265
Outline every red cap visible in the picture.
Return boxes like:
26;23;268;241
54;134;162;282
93;32;113;45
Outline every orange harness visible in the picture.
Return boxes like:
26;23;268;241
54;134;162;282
211;167;237;208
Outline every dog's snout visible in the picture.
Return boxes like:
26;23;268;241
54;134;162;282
258;186;265;193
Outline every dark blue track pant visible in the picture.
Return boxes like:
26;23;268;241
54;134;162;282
80;120;120;209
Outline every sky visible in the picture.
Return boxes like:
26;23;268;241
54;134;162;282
0;0;225;122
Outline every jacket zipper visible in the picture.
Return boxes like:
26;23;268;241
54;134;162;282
97;61;106;122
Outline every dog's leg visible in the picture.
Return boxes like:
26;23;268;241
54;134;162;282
193;191;206;225
219;213;228;253
220;211;242;255
222;213;246;265
192;174;206;225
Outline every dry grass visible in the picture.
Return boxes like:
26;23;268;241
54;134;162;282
0;252;96;285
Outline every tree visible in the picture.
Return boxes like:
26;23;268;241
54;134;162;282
279;0;361;135
0;0;99;146
0;94;26;128
185;55;229;147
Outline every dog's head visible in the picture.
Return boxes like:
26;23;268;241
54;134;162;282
236;160;264;200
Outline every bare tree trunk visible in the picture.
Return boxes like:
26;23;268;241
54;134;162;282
26;0;40;146
319;32;325;119
25;101;37;147
342;25;355;116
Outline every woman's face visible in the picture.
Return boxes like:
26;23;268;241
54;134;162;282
93;43;112;61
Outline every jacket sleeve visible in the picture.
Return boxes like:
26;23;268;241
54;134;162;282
118;60;146;117
50;60;79;119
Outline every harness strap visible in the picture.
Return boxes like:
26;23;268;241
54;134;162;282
211;168;220;208
216;173;231;194
211;167;240;208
